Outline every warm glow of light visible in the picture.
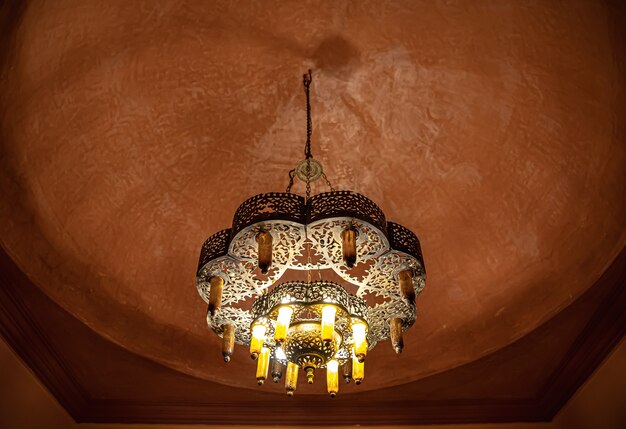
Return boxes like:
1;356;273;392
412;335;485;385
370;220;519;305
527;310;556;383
274;306;293;343
250;324;267;359
326;360;339;397
352;355;365;384
275;346;287;361
352;321;368;360
321;305;337;343
285;362;298;396
256;347;270;385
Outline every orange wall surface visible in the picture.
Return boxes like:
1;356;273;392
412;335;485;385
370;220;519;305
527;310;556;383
1;337;624;429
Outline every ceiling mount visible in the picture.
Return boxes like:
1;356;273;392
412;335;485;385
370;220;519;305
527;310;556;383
294;158;324;182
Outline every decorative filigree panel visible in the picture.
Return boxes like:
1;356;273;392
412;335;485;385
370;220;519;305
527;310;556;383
251;281;361;323
356;250;426;300
388;221;425;270
308;191;387;234
197;228;231;272
232;192;305;236
284;324;340;369
196;190;426;356
207;307;253;345
367;299;417;345
197;257;260;304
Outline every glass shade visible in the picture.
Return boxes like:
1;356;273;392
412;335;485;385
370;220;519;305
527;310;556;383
274;306;293;343
256;231;273;274
326;359;339;397
256;347;270;385
285;362;298;396
352;322;368;361
321;305;337;343
352;355;364;385
250;324;267;359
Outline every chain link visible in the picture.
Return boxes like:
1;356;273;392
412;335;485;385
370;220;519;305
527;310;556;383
321;172;336;192
303;70;313;160
305;158;311;201
285;169;296;193
304;71;313;201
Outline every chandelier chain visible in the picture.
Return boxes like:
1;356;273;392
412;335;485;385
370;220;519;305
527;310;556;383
303;70;313;160
305;158;312;201
285;69;337;195
285;168;296;193
304;70;313;201
321;172;335;192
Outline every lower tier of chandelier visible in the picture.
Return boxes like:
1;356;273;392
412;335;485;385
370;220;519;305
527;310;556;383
196;190;426;396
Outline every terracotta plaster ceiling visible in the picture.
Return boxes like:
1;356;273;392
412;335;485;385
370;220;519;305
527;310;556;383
0;0;624;396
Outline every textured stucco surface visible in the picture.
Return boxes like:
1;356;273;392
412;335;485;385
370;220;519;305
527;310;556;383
0;0;624;392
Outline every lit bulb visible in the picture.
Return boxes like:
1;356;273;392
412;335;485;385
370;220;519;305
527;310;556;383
256;231;273;274
275;346;287;361
352;355;365;385
398;269;415;302
221;323;235;362
208;276;224;316
249;324;267;360
285;362;298;396
256;347;270;385
321;305;337;344
326;360;339;398
352;322;368;362
341;227;357;268
274;306;293;343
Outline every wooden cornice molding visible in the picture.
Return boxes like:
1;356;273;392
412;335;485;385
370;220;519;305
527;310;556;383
535;248;626;418
0;253;90;421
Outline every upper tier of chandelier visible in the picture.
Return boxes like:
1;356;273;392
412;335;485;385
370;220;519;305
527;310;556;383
196;189;426;393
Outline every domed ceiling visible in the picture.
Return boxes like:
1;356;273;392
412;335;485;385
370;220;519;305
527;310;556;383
0;0;624;397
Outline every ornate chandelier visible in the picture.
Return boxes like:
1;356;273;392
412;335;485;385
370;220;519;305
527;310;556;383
196;71;425;397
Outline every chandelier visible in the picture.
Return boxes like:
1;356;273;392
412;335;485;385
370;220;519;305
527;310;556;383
196;71;425;397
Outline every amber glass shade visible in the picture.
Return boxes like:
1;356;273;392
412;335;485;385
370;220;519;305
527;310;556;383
208;276;224;315
398;269;415;302
221;323;235;362
352;322;368;362
256;231;273;274
321;305;337;344
285;362;299;396
274;306;293;343
249;324;267;360
341;228;357;268
352;355;364;385
390;317;404;354
326;359;339;397
256;347;270;385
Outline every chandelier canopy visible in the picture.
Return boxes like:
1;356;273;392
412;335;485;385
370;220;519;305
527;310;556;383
196;71;425;397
